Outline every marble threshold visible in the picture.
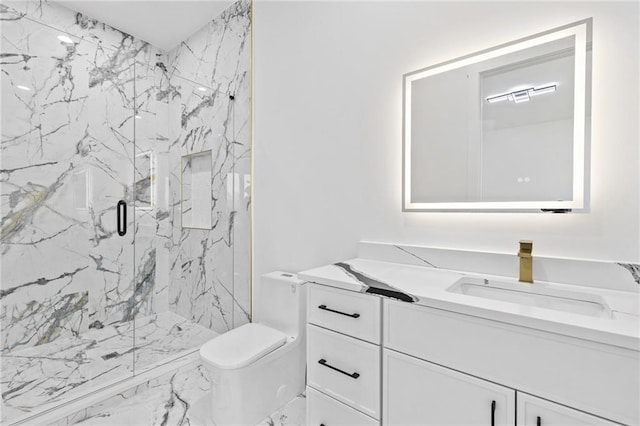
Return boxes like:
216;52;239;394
2;311;217;425
59;356;306;426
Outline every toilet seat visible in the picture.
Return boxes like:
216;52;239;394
200;323;287;370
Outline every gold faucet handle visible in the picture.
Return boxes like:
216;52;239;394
518;240;533;257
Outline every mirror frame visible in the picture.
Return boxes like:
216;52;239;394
403;19;591;212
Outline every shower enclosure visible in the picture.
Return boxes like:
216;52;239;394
0;1;251;423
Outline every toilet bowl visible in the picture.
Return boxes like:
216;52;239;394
199;272;306;426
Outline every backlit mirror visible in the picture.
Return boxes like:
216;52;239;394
403;19;591;211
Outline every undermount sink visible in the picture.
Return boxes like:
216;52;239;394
447;277;612;318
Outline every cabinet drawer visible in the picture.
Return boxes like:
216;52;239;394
307;324;380;419
383;349;515;426
517;392;619;426
308;283;381;344
306;386;378;426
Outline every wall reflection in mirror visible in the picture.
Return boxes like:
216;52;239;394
403;19;591;211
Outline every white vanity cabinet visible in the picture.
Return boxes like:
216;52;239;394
384;299;637;426
517;393;620;426
307;387;378;426
306;283;382;425
384;349;515;426
305;282;637;426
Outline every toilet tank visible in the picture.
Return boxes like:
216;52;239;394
254;272;306;338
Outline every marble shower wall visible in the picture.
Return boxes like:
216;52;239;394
165;0;252;333
0;1;148;353
131;44;174;324
358;242;640;292
1;0;251;352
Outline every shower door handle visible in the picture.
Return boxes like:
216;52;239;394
117;200;127;236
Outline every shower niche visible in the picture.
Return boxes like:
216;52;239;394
181;150;213;229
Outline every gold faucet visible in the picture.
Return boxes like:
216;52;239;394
518;240;533;283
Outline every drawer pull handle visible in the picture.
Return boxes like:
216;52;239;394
318;304;360;318
537;416;541;426
318;358;360;379
491;400;496;426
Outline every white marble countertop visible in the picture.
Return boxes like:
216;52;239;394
299;258;640;351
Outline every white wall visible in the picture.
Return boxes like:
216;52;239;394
253;1;640;283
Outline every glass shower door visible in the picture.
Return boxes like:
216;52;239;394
0;9;136;422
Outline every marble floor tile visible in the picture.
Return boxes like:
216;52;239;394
70;358;306;426
1;311;216;424
72;362;210;425
258;395;306;426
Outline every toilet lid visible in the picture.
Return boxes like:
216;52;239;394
200;323;287;370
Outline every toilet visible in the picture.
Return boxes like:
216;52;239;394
199;272;306;425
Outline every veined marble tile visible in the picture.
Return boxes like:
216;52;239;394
131;58;173;320
1;291;88;352
166;0;250;96
0;0;184;354
60;359;305;426
358;242;640;292
2;0;147;55
71;362;210;425
169;227;236;333
258;394;306;426
166;77;236;334
0;311;216;424
2;0;252;421
1;9;141;351
166;0;252;334
231;43;252;327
